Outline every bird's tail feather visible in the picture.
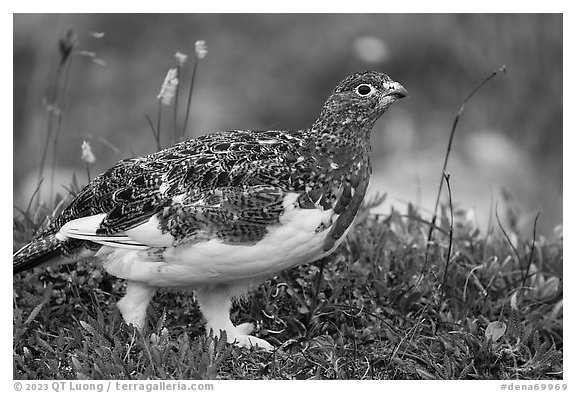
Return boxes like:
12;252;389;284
13;235;63;274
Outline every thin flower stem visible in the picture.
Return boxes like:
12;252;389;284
431;66;507;220
181;60;198;141
50;56;74;200
172;65;181;146
37;64;64;197
157;99;163;150
145;115;161;152
414;65;506;290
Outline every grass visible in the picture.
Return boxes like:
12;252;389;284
13;29;562;380
13;194;563;379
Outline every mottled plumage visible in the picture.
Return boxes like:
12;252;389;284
14;71;407;350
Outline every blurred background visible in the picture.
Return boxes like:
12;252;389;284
13;14;562;237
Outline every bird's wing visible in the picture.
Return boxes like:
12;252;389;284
157;184;289;246
49;130;317;248
57;184;291;249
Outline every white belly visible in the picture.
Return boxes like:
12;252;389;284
97;194;352;288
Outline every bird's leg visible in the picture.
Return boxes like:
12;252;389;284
116;280;156;330
194;285;273;351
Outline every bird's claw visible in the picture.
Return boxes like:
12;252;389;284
233;334;274;351
214;324;274;351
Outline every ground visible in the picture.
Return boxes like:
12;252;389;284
13;196;563;379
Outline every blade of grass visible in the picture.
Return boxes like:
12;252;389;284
13;205;36;228
525;212;541;288
495;202;524;293
481;186;495;263
26;178;44;215
307;258;326;329
439;171;454;304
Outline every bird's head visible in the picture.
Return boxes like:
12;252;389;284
313;70;408;132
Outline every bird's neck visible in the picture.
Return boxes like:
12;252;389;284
301;120;372;190
310;105;378;146
306;112;374;169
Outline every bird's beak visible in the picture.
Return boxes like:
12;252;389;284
385;82;408;99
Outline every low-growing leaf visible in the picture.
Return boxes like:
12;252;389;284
485;321;506;341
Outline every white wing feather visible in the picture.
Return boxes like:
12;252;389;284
58;213;174;250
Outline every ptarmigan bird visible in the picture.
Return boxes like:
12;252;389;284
14;71;407;350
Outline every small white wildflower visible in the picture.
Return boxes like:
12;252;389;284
157;68;179;106
91;58;107;66
89;31;105;38
76;50;107;66
195;40;207;60
175;51;188;66
42;98;61;116
77;50;97;58
81;141;96;163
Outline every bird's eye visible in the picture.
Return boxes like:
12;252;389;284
356;84;374;96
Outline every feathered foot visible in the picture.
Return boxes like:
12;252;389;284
195;285;273;351
116;281;156;329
